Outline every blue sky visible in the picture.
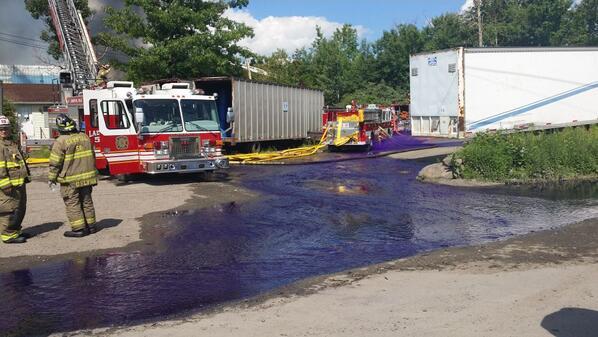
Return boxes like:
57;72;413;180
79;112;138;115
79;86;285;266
245;0;468;40
0;0;470;65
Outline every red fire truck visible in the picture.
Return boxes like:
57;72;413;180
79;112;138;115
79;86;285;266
68;81;229;176
322;103;393;150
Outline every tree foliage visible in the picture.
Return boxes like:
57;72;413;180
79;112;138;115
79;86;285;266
96;0;255;84
1;99;19;141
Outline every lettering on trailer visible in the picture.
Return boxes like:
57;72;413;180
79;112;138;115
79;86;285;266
428;57;437;66
87;129;100;143
282;102;289;113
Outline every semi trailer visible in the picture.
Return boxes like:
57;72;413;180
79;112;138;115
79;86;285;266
409;47;598;138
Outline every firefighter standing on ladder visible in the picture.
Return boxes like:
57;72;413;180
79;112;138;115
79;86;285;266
49;114;98;237
0;116;30;244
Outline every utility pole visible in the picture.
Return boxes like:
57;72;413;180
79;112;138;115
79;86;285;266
475;0;483;47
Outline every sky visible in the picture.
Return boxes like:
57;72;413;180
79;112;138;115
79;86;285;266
0;0;471;65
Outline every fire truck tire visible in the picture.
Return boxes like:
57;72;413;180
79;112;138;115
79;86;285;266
117;174;131;183
200;170;215;181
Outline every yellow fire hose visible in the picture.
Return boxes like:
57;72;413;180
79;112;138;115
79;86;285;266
227;126;358;164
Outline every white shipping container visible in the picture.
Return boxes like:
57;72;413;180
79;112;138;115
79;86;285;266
409;47;598;137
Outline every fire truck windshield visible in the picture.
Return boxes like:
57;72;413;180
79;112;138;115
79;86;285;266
134;99;183;133
181;100;220;132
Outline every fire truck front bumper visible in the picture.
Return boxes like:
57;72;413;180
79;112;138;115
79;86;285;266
144;157;229;174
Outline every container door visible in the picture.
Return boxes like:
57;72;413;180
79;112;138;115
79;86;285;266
97;99;140;175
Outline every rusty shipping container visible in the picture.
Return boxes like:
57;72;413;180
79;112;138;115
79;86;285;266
194;77;324;145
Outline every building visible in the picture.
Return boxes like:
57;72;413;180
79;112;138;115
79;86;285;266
0;65;62;84
2;83;61;139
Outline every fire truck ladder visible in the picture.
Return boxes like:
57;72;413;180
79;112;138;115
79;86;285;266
48;0;98;90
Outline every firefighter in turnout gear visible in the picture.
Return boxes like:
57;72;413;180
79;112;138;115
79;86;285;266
49;114;98;238
0;115;30;244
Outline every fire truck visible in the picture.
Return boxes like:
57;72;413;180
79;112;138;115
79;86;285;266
68;81;229;176
322;103;393;150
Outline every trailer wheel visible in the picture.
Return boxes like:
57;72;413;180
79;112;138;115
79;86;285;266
250;142;261;153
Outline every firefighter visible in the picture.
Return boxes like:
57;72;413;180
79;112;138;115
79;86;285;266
49;114;98;237
0;115;30;244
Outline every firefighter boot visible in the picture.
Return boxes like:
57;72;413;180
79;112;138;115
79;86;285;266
3;236;26;244
63;227;90;238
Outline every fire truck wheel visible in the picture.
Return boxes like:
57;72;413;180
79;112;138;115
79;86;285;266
117;174;131;183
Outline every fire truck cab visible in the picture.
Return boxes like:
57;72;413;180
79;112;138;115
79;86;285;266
81;81;228;176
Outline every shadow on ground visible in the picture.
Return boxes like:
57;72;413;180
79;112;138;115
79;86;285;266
541;307;598;337
22;218;122;237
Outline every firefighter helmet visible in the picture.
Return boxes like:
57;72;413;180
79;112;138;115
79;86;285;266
0;115;11;128
56;114;77;133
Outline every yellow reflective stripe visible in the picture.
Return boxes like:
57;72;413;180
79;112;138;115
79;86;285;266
86;217;96;224
10;178;24;186
48;172;57;180
49;152;63;163
57;170;97;183
63;150;93;161
1;231;20;242
0;177;10;188
70;219;86;229
0;161;26;169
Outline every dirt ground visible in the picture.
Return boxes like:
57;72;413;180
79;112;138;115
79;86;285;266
4;155;597;337
58;217;598;337
0;170;258;272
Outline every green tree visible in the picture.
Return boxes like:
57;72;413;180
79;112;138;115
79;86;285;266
373;24;424;93
96;0;255;84
553;0;598;46
1;99;19;141
422;13;477;50
25;0;93;60
339;82;407;107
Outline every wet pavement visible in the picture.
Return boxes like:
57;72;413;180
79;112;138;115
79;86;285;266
1;137;597;336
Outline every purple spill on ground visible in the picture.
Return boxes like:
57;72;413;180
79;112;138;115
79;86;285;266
0;156;595;336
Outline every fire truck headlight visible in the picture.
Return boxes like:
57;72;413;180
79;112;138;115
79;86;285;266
156;164;161;170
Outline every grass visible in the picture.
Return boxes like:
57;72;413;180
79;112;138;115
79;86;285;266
451;126;598;182
28;146;51;159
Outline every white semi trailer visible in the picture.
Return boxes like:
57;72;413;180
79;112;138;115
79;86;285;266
409;47;598;138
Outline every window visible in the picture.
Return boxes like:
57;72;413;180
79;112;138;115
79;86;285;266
134;99;183;133
89;99;98;128
181;99;220;132
411;68;418;76
100;100;131;129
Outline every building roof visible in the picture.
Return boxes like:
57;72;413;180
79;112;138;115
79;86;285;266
2;83;59;104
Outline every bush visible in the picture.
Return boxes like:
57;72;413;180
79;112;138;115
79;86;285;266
453;126;598;182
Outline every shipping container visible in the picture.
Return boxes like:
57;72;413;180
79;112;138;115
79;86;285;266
409;47;598;137
194;77;324;148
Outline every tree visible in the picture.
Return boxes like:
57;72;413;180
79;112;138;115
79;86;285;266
339;82;407;107
96;0;255;84
422;13;477;50
25;0;93;60
1;99;19;142
373;24;424;92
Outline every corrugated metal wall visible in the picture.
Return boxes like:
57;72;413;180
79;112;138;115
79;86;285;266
232;79;324;142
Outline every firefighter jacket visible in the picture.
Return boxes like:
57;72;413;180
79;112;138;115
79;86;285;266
49;133;98;187
0;140;30;191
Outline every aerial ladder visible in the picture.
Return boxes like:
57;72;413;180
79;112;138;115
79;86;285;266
47;0;98;92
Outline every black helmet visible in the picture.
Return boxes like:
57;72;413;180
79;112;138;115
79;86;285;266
56;114;77;133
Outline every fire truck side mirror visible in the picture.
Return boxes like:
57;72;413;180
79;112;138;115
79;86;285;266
226;107;234;123
135;108;145;126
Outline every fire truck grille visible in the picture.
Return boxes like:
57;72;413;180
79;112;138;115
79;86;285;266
170;137;200;159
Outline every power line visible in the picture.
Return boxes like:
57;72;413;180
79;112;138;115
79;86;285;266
0;31;47;44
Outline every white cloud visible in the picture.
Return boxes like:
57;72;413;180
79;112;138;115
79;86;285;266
461;0;474;12
224;9;368;56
